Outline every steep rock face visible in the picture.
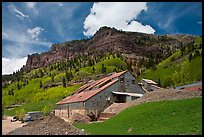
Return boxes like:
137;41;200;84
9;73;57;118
22;26;196;72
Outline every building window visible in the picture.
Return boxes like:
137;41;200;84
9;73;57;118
120;77;124;83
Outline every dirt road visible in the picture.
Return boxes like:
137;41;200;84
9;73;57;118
2;116;27;135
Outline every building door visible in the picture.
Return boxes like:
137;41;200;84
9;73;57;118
116;95;126;103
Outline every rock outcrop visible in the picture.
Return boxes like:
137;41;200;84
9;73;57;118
21;26;196;72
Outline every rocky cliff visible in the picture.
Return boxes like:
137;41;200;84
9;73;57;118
22;26;196;72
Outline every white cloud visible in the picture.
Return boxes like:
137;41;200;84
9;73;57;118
2;57;28;75
25;2;38;14
8;4;29;20
27;27;44;40
2;32;8;39
83;2;155;36
197;21;202;24
25;2;36;9
2;27;52;58
58;2;63;7
3;28;51;48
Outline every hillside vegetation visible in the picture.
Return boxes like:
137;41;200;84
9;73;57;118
75;97;202;135
137;47;202;88
2;33;202;118
2;54;127;116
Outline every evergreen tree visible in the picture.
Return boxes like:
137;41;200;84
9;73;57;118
51;75;54;83
16;83;21;90
113;67;117;72
40;80;43;88
147;58;154;68
8;89;14;96
66;70;69;81
127;64;132;71
66;70;73;82
158;78;161;87
101;64;106;73
88;59;93;66
62;77;66;87
92;66;95;73
188;53;193;62
181;47;185;56
194;50;200;58
69;71;73;79
39;69;44;78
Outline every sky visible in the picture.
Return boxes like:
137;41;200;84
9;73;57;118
2;2;202;75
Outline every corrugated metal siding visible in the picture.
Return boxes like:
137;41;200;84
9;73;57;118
85;81;120;117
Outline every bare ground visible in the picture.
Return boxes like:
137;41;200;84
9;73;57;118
6;115;85;135
2;116;27;135
103;89;202;115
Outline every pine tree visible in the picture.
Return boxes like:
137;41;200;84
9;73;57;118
16;83;21;90
39;69;44;78
40;80;43;88
194;50;200;58
88;59;93;66
188;53;193;62
51;75;54;83
66;70;69;81
8;89;14;96
62;77;66;87
113;67;117;72
92;66;95;73
158;78;161;87
101;64;106;73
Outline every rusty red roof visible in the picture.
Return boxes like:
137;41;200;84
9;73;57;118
57;79;119;104
56;70;128;105
182;85;202;92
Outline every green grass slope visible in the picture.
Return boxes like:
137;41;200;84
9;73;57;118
75;97;202;135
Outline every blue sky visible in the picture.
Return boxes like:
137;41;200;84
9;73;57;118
2;2;202;74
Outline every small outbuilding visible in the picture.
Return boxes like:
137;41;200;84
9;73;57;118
138;78;159;92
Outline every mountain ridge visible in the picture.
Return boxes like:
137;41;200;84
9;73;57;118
21;26;196;73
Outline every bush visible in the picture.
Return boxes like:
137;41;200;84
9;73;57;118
16;108;26;122
42;105;50;116
162;76;175;88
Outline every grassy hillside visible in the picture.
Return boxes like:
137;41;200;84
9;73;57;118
75;97;202;135
2;54;127;116
3;85;80;116
137;49;202;88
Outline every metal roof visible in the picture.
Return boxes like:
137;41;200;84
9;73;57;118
141;78;157;85
56;70;128;105
112;91;143;97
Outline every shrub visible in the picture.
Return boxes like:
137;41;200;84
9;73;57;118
42;105;50;116
16;108;26;122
